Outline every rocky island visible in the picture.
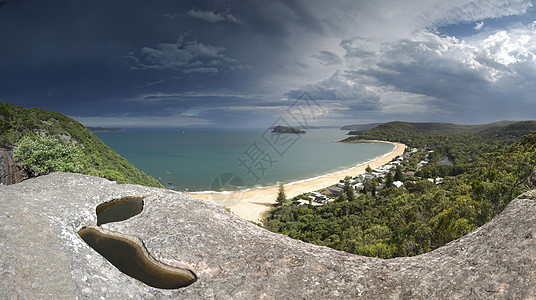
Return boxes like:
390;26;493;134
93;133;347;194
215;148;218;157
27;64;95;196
272;125;306;134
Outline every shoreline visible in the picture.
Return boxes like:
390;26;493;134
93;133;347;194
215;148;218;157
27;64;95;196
190;140;396;195
191;140;406;223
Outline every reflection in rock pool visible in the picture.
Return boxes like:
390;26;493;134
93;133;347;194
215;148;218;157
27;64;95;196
78;226;197;289
79;196;197;289
96;197;144;226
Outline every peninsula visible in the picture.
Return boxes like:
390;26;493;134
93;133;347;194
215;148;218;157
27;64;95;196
87;127;125;132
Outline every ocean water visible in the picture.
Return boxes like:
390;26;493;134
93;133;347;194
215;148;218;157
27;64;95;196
95;128;394;192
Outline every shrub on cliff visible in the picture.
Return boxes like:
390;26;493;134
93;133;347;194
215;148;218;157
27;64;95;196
92;169;126;183
14;133;87;176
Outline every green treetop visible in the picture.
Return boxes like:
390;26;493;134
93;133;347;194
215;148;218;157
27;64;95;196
385;172;394;188
335;192;347;202
344;180;356;201
276;183;288;206
394;166;404;181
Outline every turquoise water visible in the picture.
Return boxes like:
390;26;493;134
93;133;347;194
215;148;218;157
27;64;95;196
95;128;394;192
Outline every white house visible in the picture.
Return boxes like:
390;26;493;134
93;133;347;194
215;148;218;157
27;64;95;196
353;183;364;190
296;199;323;206
372;172;385;178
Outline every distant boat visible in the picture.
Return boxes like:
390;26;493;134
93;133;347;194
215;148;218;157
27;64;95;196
167;182;172;185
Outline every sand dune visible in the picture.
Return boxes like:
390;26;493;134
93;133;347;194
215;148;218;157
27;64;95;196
191;141;406;223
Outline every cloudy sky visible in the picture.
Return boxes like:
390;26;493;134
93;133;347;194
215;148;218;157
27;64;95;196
0;0;535;128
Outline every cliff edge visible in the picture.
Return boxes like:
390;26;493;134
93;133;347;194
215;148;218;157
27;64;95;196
1;173;535;299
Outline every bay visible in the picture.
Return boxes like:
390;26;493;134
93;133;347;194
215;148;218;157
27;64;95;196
95;128;394;192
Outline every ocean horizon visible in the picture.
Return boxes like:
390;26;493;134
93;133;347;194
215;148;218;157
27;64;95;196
95;128;394;192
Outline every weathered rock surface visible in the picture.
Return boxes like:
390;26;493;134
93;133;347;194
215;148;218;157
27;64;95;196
0;146;29;185
1;173;535;299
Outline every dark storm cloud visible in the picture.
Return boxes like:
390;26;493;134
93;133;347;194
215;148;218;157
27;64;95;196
132;35;224;70
0;1;276;123
186;8;243;24
0;0;331;125
1;0;535;127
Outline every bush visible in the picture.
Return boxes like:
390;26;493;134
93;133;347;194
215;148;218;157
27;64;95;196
97;169;126;183
13;133;87;176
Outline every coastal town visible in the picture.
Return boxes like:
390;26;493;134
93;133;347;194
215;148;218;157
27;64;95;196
290;147;449;207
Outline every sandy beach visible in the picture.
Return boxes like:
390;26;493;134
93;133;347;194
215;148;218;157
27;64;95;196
191;140;406;223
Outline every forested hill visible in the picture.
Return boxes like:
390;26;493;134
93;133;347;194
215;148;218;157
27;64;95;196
340;123;383;131
0;102;162;188
265;120;536;259
344;121;536;146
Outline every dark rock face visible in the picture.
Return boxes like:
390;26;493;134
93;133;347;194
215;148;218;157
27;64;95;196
0;147;29;185
1;173;535;299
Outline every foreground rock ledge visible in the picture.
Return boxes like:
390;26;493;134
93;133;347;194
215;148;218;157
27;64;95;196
1;173;535;299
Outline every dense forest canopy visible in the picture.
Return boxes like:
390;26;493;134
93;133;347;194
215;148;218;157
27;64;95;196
264;121;536;259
